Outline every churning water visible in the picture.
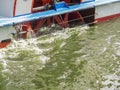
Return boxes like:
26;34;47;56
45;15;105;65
0;18;120;90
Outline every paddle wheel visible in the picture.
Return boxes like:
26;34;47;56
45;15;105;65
0;0;95;48
32;0;84;29
14;0;84;39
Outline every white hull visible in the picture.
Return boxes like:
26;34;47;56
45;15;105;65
0;26;15;41
95;1;120;22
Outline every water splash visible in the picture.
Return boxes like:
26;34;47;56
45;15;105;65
0;18;120;90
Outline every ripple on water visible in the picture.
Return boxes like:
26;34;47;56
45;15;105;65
0;18;120;90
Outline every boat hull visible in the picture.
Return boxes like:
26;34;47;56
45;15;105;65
95;1;120;23
0;0;120;48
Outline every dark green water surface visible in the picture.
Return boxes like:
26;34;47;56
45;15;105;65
0;18;120;90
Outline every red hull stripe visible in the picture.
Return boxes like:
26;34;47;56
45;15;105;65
13;0;17;16
0;41;11;48
95;13;120;23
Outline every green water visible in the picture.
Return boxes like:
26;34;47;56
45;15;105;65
0;18;120;90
